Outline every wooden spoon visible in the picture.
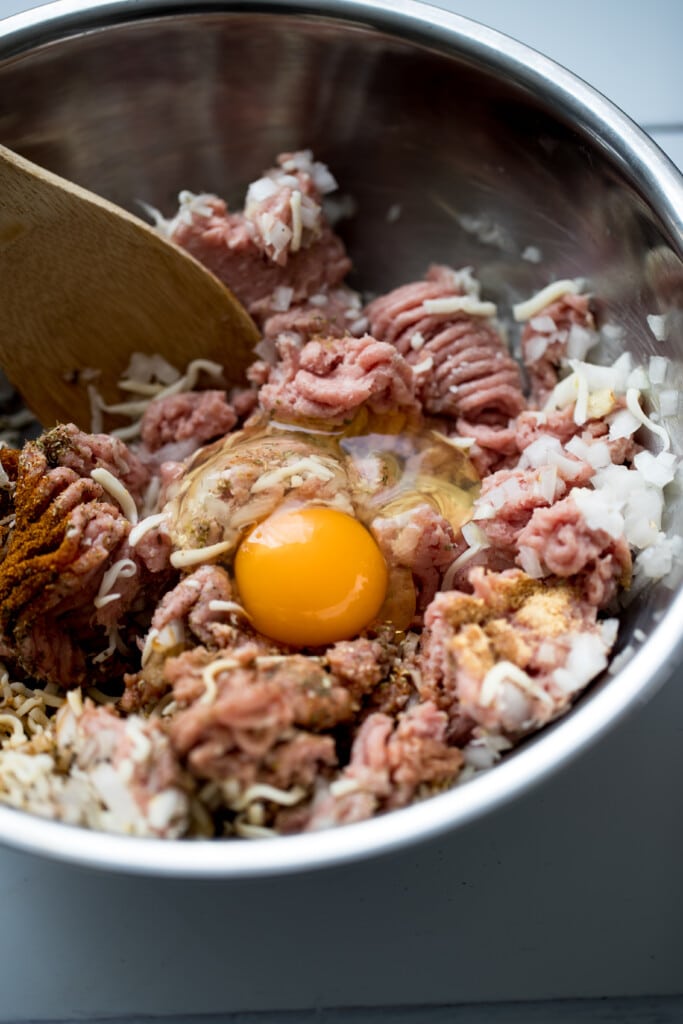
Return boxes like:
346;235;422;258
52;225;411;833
0;144;260;431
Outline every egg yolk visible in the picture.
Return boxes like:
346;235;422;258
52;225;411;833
234;506;388;647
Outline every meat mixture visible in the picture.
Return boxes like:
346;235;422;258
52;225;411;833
0;151;680;839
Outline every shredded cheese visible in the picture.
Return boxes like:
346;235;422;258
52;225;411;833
412;355;434;376
423;296;497;317
513;279;581;322
479;661;552;708
289;189;303;251
93;358;225;441
90;468;139;525
92;594;121;610
329;777;361;798
170;541;233;569
207;600;251;619
250;456;336;494
234;822;277;839
140;621;185;667
117;380;166;397
94;559;137;611
129;512;167;547
0;714;26;744
199;657;242;706
231;784;306;811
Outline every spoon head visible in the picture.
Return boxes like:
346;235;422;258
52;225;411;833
0;144;260;431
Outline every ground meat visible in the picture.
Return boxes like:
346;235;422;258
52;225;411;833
477;469;554;547
258;333;419;424
148;564;237;648
516;497;632;606
342;631;419;719
165;646;362;791
262;286;365;344
36;423;150;510
132;520;174;574
366;265;526;424
276;785;378;834
473;465;568;553
469;426;606;568
174;202;350;323
0;448;19;556
122;566;274;713
441;544;518;600
0;433;175;690
230;385;260;421
0;444;137;688
515;408;578;449
323;636;394;705
364;671;417;718
295;701;463;830
380;701;464;805
514;405;638;465
91;543;147;634
140;391;237;453
419;568;614;739
243;150;336;263
55;701;189;838
171;153;351;322
371;504;460;611
258;733;338;792
521;292;597;403
455;419;519;476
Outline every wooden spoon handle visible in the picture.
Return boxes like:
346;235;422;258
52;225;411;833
0;144;260;431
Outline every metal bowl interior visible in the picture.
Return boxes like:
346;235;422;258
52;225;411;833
1;0;683;876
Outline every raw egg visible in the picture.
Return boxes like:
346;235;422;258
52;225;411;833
234;506;388;646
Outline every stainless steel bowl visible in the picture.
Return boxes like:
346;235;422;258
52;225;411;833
1;0;682;876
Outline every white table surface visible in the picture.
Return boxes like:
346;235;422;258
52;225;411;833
0;2;682;1022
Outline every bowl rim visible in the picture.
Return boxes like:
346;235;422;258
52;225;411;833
1;0;683;877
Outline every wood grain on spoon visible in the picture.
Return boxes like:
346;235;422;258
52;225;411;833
0;144;260;431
